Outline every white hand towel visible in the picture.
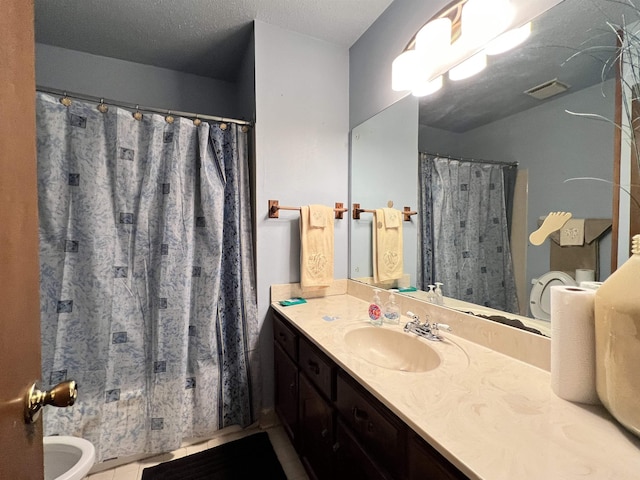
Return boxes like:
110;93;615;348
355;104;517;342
382;207;401;228
309;204;329;227
300;205;334;288
373;209;403;283
560;218;585;246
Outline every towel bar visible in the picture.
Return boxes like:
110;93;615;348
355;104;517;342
268;200;347;219
352;203;417;221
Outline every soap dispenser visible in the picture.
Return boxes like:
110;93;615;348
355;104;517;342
383;291;401;324
434;282;444;306
368;289;383;326
426;285;437;304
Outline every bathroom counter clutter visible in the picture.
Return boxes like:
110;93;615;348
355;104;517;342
272;294;640;480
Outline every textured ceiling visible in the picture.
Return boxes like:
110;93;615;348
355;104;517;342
419;0;637;132
34;0;393;82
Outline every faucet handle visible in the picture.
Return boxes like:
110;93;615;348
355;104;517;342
406;311;420;322
432;323;451;332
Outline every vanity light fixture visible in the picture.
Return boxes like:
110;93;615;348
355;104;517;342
485;22;531;55
392;0;562;96
449;51;487;81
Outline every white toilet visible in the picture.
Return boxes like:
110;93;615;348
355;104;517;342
44;436;95;480
529;271;577;321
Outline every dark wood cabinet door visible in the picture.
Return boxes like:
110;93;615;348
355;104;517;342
408;432;469;480
299;374;335;480
336;371;405;477
274;342;298;443
334;419;392;480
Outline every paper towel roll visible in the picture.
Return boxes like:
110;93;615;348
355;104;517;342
579;281;603;290
575;269;595;283
550;286;600;404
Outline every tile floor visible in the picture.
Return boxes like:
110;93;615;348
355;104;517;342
85;424;308;480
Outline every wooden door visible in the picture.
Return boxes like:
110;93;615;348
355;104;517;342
0;0;44;478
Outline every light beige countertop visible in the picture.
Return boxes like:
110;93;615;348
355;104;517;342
271;293;640;480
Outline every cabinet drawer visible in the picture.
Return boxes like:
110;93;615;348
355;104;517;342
273;311;298;361
299;336;335;400
336;371;405;477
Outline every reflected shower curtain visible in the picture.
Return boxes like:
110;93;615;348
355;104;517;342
418;154;519;313
36;93;259;462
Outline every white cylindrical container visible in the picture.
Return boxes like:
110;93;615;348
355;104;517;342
575;269;595;284
550;285;600;404
579;281;603;290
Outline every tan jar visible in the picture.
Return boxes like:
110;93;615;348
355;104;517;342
595;234;640;437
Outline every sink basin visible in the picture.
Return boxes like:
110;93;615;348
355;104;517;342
44;436;95;480
344;327;442;372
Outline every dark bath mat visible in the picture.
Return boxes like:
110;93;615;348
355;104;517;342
141;431;287;480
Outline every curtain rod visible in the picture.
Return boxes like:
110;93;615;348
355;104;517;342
422;151;518;167
36;86;253;127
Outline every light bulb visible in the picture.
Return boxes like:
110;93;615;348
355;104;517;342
392;50;419;91
449;51;487;81
462;0;514;44
412;75;443;97
416;17;452;53
485;22;531;55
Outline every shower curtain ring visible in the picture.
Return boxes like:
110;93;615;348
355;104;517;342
97;98;108;113
165;111;174;124
133;105;143;121
193;115;202;127
60;92;72;107
219;122;228;131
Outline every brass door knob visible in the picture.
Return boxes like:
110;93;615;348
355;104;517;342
25;380;78;424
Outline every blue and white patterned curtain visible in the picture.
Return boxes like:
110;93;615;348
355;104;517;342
418;154;519;314
36;92;259;462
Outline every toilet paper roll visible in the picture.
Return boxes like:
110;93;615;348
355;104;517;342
575;269;595;283
550;286;601;405
579;281;603;291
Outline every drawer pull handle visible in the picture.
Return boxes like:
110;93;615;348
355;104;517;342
321;428;329;438
352;406;369;422
332;442;340;453
289;381;296;391
307;359;320;375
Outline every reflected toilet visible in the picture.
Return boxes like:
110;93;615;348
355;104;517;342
529;271;577;320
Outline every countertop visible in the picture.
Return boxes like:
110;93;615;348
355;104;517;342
272;294;640;480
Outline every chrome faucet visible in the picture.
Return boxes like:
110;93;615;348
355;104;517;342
404;311;452;341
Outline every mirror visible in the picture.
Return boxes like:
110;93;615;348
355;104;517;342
350;0;634;336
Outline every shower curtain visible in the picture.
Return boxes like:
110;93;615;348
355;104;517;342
36;92;259;462
418;154;519;314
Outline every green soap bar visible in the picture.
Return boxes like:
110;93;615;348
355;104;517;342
279;297;307;306
398;286;417;292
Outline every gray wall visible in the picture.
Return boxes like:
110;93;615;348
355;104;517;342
350;94;419;284
36;43;240;118
419;79;615;299
349;0;445;129
254;21;349;409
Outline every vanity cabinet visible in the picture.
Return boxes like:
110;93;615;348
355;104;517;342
273;317;299;443
272;308;468;480
299;373;335;479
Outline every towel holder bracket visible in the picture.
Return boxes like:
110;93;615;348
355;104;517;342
352;203;417;222
268;199;347;219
